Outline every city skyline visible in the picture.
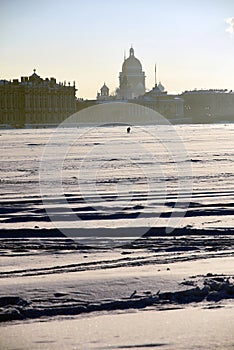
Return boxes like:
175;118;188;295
1;0;234;99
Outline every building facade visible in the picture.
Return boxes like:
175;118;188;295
138;84;184;120
181;89;234;123
0;70;76;126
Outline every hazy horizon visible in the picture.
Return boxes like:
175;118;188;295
1;0;234;99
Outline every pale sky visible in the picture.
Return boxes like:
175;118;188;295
1;0;234;99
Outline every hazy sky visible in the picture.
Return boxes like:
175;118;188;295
1;0;234;99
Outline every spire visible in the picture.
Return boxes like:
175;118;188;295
154;63;157;86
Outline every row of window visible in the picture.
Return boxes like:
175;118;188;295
1;112;75;125
0;95;75;109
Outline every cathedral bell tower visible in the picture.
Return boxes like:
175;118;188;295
97;82;110;100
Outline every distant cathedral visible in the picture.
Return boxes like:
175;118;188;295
97;46;146;100
95;46;185;119
117;46;145;99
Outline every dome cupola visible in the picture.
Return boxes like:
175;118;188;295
122;47;142;73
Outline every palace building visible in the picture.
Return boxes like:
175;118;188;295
137;83;184;120
181;89;234;123
0;70;76;126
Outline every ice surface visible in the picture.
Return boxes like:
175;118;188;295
0;124;234;349
1;124;234;238
1;305;234;350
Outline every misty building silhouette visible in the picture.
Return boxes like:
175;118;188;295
117;46;146;100
96;82;111;101
94;46;185;121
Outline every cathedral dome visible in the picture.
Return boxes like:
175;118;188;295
118;46;145;99
122;47;142;73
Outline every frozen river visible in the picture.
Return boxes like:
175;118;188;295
0;123;234;349
1;123;234;242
